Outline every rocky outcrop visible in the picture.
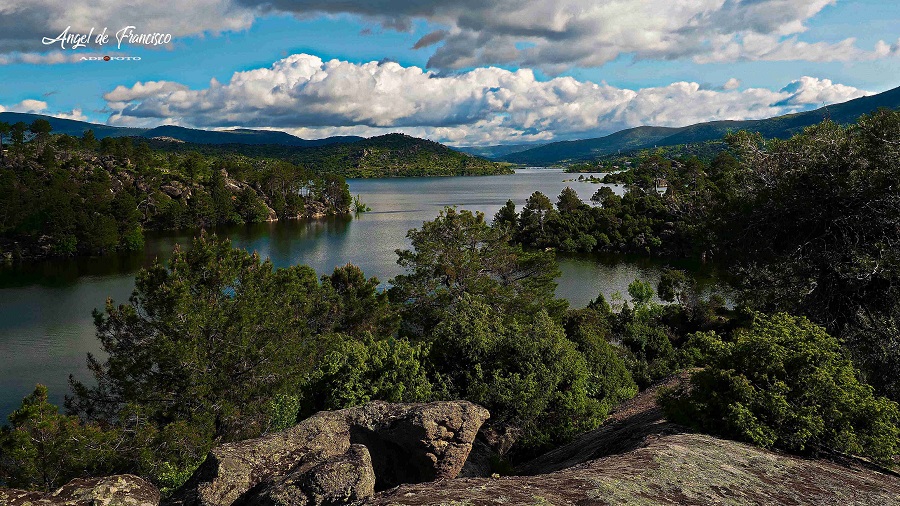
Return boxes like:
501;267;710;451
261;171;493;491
170;400;490;506
364;376;900;506
364;433;900;505
0;475;160;506
248;444;376;506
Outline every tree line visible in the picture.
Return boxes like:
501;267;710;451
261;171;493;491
503;109;900;405
0;120;352;259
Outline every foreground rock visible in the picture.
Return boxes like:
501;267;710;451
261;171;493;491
170;400;490;506
365;377;900;506
0;475;159;506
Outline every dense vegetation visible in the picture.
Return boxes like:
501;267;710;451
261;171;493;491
2;112;899;492
661;312;899;464
504;109;900;421
0;120;353;259
0;113;511;178
0;212;643;490
145;133;513;178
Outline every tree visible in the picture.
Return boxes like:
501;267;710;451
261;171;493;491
563;308;638;408
55;134;77;160
722;110;900;401
234;187;269;223
299;333;432;418
390;207;565;337
0;121;10;162
10;122;27;156
660;312;900;465
323;263;399;337
314;173;351;212
657;268;696;307
81;129;97;150
516;191;556;248
67;235;334;443
493;199;518;232
556;187;583;214
627;279;654;306
29;119;52;149
0;385;121;491
179;151;208;182
428;296;607;456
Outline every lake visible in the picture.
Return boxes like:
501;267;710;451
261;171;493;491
0;169;716;418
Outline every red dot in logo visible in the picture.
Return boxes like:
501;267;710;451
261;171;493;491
103;55;111;61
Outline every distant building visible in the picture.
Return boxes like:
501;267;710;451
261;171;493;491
655;178;668;195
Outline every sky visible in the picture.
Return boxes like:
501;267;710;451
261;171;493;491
0;0;897;146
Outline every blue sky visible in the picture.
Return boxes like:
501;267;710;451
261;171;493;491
0;0;897;145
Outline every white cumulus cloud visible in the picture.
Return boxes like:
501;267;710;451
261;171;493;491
102;53;871;145
0;99;48;113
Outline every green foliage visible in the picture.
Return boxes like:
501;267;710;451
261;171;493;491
352;194;371;213
510;179;685;257
627;279;654;306
391;207;566;336
720;110;900;402
67;235;332;442
428;296;606;456
511;111;900;406
0;129;352;259
0;385;121;491
516;191;557;248
660;312;900;465
323;264;399;337
562;308;638;405
266;394;302;434
300;334;433;417
145;133;511;178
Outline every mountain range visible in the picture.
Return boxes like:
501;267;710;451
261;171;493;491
495;84;900;165
0;112;363;147
2;83;898;166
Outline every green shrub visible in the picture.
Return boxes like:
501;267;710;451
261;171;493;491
299;333;432;417
267;394;301;433
0;385;122;490
660;312;900;465
428;296;611;456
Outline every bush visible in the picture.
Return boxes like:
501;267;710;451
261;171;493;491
660;312;900;465
299;333;433;417
0;385;122;490
428;295;610;456
563;308;638;406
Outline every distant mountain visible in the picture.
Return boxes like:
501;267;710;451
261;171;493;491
454;143;545;159
502;85;900;165
0;112;147;139
142;125;363;146
148;132;512;178
0;113;362;147
502;126;682;165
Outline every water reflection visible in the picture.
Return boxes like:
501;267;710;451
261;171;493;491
0;169;710;418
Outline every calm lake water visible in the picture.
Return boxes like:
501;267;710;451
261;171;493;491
0;169;717;418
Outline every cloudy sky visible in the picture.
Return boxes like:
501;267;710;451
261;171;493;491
0;0;897;146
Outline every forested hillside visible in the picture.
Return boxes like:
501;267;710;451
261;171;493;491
147;133;513;178
0;119;351;259
503;85;900;165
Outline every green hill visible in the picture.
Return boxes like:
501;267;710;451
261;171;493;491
503;85;900;165
148;133;511;178
454;142;545;159
503;126;682;165
141;125;362;146
0;112;147;139
0;113;361;147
